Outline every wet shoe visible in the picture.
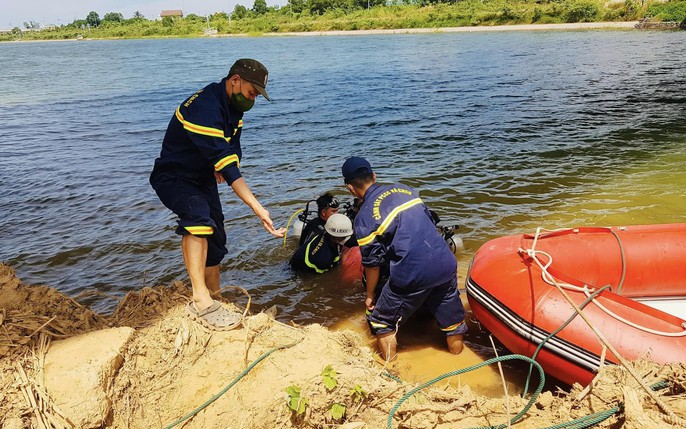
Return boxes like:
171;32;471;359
186;300;242;331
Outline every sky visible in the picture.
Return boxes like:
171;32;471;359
0;0;284;29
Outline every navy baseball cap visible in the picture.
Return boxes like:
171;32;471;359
228;58;271;101
342;157;373;183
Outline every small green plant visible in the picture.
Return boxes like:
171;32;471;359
349;384;367;402
285;385;309;415
321;365;338;391
330;402;347;420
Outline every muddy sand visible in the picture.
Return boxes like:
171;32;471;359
1;262;685;429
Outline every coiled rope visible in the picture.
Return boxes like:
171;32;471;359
523;227;686;337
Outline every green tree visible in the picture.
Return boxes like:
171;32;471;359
185;13;205;22
103;12;124;22
133;11;145;19
211;11;229;21
234;4;250;18
23;21;40;29
70;19;86;28
11;27;22;35
86;11;101;27
308;0;334;14
288;0;306;13
564;0;599;22
253;0;269;14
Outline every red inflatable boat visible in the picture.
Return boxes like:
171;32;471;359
466;223;686;386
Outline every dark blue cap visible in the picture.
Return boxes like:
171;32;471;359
342;157;373;183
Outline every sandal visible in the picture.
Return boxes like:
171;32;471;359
186;300;242;331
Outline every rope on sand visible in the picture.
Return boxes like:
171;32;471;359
386;354;621;429
163;335;304;429
388;354;545;429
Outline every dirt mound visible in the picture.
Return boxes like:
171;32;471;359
2;262;686;429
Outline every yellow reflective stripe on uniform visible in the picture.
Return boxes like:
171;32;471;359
304;238;327;274
176;107;229;141
370;321;388;329
440;321;464;332
214;154;240;171
357;198;423;247
185;226;214;235
231;120;242;137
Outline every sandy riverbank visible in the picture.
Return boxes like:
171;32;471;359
263;21;640;37
1;262;685;428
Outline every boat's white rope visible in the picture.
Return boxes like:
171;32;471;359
521;226;686;337
521;227;686;427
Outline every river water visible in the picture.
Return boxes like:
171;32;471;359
1;30;685;393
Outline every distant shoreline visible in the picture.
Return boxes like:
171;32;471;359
263;21;640;37
3;21;643;43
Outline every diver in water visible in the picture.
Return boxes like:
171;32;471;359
289;213;353;274
298;193;341;246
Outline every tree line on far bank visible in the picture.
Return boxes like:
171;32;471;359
3;0;685;41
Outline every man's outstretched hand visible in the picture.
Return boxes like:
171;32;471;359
257;207;286;238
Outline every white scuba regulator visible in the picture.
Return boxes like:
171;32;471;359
437;221;463;257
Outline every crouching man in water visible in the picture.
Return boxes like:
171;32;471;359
290;213;353;274
341;156;467;360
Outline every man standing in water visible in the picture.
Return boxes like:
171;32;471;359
341;157;467;360
150;59;285;330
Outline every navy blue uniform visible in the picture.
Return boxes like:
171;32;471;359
355;183;467;336
150;78;244;266
289;232;341;274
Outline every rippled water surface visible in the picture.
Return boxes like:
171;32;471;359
1;31;685;390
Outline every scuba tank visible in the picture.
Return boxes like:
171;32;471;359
292;218;304;238
291;200;318;239
285;200;317;242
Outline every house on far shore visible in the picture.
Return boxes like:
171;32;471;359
160;10;183;19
